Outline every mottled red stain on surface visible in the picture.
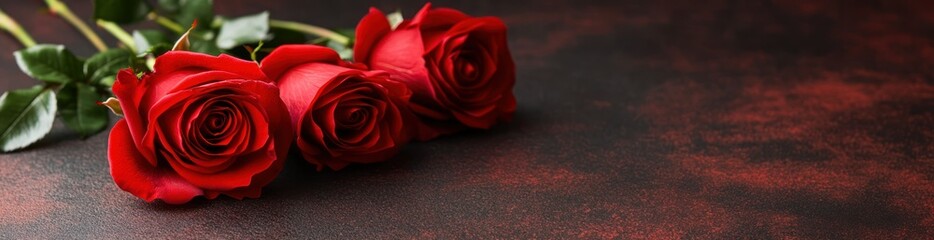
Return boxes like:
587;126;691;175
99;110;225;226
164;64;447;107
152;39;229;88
674;154;869;200
635;68;934;237
574;191;736;239
454;148;593;191
2;0;934;238
0;157;64;225
505;5;668;65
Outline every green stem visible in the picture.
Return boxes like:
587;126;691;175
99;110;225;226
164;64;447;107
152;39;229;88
45;0;107;52
96;20;136;52
148;12;184;34
269;19;349;45
0;8;37;47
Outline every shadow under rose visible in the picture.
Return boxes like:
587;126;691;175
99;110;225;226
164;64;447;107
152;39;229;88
136;106;535;210
265;106;535;195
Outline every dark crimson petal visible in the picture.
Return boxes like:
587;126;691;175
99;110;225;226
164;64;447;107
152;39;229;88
425;59;460;108
434;18;514;129
353;7;393;65
240;98;271;153
438;36;469;97
147;80;287;190
470;42;500;91
310;81;403;162
336;105;367;129
312;100;338;134
297;113;327;155
263;45;415;171
415;4;471;51
310;75;360;110
423;7;470;27
442;17;508;46
218;85;294;198
178;97;258;174
317;81;386;149
267;60;348;129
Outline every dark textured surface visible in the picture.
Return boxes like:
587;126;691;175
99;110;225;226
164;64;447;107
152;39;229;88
2;0;934;238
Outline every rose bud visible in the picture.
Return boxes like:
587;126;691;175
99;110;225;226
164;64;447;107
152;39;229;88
354;3;517;140
261;45;416;171
108;52;293;204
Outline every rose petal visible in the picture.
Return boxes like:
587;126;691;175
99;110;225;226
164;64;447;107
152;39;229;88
369;28;434;98
109;119;203;204
139;70;245;114
154;52;267;82
415;4;471;51
263;45;415;171
113;70;159;167
273;62;348;128
148;80;288;190
353;7;393;64
261;45;342;81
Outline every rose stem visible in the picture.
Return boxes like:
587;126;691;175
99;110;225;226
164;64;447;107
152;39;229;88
96;20;137;53
147;12;184;34
44;0;107;51
0;9;37;47
268;19;349;46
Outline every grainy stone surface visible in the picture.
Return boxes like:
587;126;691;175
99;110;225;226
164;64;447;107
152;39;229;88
1;0;933;238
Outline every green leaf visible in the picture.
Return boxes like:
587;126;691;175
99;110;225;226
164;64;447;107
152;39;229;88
157;0;181;13
147;44;172;57
190;38;222;55
163;0;214;29
127;56;153;76
14;45;85;84
0;86;57;152
84;48;134;86
335;28;356;39
327;40;353;61
132;30;170;55
215;11;269;49
98;76;117;89
223;27;306;61
335;28;356;46
387;10;403;30
267;27;308;46
309;28;354;61
172;19;220;55
93;0;152;24
57;82;109;138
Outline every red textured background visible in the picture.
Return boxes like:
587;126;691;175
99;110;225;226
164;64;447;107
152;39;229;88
1;0;933;238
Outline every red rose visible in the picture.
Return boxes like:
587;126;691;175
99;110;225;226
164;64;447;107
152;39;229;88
108;52;293;204
354;3;517;140
261;45;415;171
